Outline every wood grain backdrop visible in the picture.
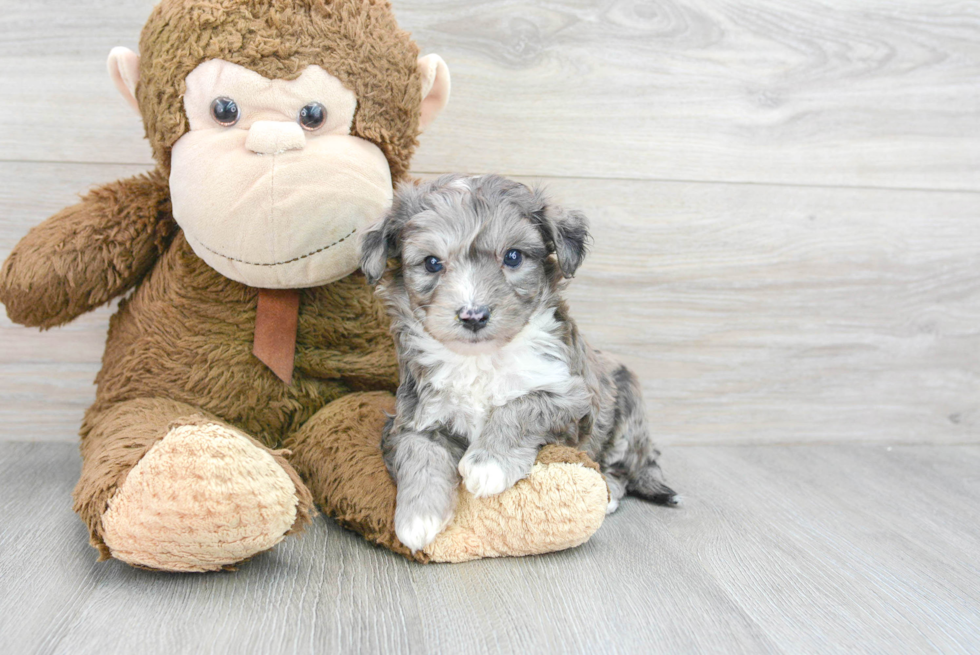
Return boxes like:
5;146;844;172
1;0;978;444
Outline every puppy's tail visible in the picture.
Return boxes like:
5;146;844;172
628;460;680;506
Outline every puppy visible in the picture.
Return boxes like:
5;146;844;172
360;174;677;552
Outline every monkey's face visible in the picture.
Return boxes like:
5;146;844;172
107;1;450;288
169;59;393;288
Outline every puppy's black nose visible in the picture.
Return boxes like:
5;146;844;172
457;306;490;332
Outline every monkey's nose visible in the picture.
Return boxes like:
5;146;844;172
245;121;306;155
457;306;491;332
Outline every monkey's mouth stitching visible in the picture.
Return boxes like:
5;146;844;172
191;226;358;267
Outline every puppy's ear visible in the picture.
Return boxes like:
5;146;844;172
531;194;592;278
359;221;391;286
360;183;424;285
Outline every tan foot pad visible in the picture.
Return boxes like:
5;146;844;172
422;460;608;563
101;419;300;572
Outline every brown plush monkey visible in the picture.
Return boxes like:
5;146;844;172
0;0;607;571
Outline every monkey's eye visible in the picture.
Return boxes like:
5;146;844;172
503;249;523;268
299;102;327;130
210;97;240;126
423;256;443;273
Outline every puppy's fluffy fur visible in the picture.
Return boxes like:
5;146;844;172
361;174;677;552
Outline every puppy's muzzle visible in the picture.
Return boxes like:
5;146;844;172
457;305;491;332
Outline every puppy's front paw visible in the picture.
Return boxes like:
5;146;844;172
458;451;515;498
395;508;448;552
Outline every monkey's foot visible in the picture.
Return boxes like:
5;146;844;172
100;418;312;572
422;445;608;563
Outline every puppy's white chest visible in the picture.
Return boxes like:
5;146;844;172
412;317;574;438
434;347;556;408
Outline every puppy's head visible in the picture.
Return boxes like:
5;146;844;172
360;174;590;351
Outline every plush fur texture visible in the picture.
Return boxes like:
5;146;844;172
425;447;606;563
0;0;610;569
362;175;677;551
72;397;316;564
0;169;175;329
423;459;608;562
170;58;396;288
101;417;308;572
282;392;608;563
85;231;399;445
138;0;422;182
283;391;422;560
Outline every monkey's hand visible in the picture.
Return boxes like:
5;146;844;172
0;169;176;328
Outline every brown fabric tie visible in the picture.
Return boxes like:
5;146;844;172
253;288;301;384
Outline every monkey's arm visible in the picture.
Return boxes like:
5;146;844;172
0;169;176;328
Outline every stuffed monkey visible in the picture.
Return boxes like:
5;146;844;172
0;0;608;572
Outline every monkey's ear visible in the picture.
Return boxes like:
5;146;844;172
107;47;141;115
533;201;592;279
417;54;450;132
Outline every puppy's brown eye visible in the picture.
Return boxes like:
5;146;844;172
299;102;326;130
210;97;240;126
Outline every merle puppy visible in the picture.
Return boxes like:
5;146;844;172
360;174;677;552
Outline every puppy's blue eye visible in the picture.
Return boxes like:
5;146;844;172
503;249;523;268
424;256;443;273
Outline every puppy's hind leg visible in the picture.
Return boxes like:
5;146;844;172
608;365;680;507
628;457;680;506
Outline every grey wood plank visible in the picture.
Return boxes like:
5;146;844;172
404;529;778;655
48;522;429;655
660;444;980;654
3;162;977;445
0;364;99;442
0;442;773;655
0;162;145;441
2;1;979;190
543;177;980;446
2;442;979;654
0;442;112;655
409;0;980;190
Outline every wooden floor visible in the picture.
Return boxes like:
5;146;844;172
2;0;979;653
2;441;979;654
